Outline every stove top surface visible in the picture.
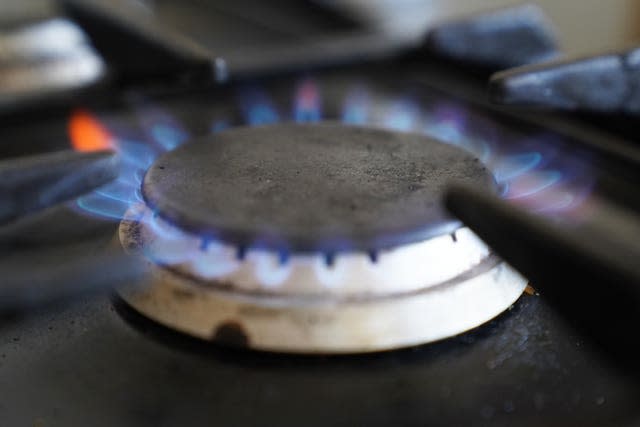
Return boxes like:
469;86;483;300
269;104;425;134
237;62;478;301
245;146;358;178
1;294;637;427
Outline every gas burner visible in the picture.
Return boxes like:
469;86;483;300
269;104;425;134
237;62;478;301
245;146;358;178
117;123;526;353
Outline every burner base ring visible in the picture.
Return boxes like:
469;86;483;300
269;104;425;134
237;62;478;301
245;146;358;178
117;250;526;354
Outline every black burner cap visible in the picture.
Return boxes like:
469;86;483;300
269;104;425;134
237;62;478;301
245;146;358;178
143;123;494;253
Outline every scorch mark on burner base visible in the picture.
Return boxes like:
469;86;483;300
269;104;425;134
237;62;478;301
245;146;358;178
212;321;250;348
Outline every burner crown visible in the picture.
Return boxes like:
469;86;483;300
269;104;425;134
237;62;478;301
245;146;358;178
143;123;494;252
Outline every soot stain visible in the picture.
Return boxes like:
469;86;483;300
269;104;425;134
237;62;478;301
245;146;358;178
212;321;250;348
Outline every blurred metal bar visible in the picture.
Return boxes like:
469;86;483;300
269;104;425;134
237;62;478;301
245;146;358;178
0;150;119;225
0;242;147;313
61;0;226;84
0;205;116;250
0;18;106;112
489;46;640;113
225;32;414;78
0;47;105;97
0;18;89;64
445;184;640;374
423;4;559;69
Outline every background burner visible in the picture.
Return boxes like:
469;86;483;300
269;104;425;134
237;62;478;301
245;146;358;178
143;123;495;253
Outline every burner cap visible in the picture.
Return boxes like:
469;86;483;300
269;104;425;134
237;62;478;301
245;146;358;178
143;123;494;252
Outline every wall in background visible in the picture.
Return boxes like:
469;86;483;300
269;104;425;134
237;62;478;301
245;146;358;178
495;0;640;55
332;0;640;56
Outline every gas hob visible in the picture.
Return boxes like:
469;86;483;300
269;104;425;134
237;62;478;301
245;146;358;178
1;1;640;426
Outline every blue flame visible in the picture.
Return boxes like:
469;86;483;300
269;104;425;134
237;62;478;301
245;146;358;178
313;258;346;288
240;89;279;125
463;137;492;163
118;168;142;187
191;255;239;278
151;123;189;151
425;120;491;162
146;213;190;241
117;139;156;169
294;79;322;122
94;180;141;204
534;192;576;213
422;104;495;162
493;152;543;183
73;78;594;292
505;170;563;199
424;104;467;144
76;193;130;220
76;84;584;226
384;99;420;131
211;120;229;133
135;105;190;152
424;120;464;144
192;240;240;279
144;240;196;265
189;242;240;278
253;252;292;287
342;86;370;125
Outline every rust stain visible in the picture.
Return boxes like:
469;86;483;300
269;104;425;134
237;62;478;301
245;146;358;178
524;284;538;296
